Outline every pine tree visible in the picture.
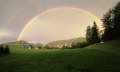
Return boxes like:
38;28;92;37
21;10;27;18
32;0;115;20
102;2;120;41
86;26;92;44
86;22;100;44
91;22;100;44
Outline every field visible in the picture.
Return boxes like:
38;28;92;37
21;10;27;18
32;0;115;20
0;40;120;72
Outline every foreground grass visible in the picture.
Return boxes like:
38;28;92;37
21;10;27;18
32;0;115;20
0;40;120;72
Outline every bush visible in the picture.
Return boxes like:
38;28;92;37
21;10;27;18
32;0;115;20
0;45;5;55
62;45;70;49
0;45;10;56
43;45;50;49
4;45;10;54
71;42;89;49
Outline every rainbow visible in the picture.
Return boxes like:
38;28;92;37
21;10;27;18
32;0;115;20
17;7;103;41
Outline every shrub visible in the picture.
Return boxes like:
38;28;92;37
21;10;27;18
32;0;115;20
4;45;10;54
0;45;5;55
0;45;10;56
71;42;89;48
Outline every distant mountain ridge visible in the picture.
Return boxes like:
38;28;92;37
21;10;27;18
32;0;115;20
3;37;86;47
46;37;86;47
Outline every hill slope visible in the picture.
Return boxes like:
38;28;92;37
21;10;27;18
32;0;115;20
46;37;86;47
4;40;30;45
0;40;120;72
87;39;120;54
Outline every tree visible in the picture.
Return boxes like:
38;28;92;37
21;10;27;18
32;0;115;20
29;44;34;49
44;45;50;49
4;45;10;54
0;45;10;56
38;46;42;49
71;42;89;48
102;2;120;41
62;45;70;49
91;22;100;44
0;45;5;55
86;22;100;44
86;26;92;44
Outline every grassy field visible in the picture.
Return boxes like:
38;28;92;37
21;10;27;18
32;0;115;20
0;40;120;72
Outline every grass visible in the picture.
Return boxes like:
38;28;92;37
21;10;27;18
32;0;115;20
87;40;120;54
0;40;120;72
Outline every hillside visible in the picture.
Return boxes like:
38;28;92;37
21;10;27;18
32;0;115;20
0;40;120;72
3;37;86;48
87;39;120;54
4;40;30;45
46;37;86;47
4;40;43;48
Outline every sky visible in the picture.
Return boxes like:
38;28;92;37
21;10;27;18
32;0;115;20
0;0;119;43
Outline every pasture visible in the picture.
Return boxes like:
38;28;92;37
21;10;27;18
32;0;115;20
0;40;120;72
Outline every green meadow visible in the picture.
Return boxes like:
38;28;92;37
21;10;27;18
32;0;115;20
0;40;120;72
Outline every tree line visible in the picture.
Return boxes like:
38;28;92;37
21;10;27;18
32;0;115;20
72;1;120;48
86;1;120;44
102;2;120;41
